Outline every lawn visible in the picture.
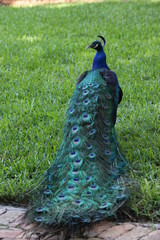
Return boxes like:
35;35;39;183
0;0;160;221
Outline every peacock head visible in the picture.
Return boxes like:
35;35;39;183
87;35;106;52
87;36;109;70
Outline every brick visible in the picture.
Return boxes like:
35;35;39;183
0;229;23;238
88;238;104;240
0;207;7;216
135;223;160;230
141;230;160;240
42;236;61;240
69;238;85;240
3;238;21;240
0;225;8;229
0;205;26;211
0;210;25;225
10;215;25;228
28;234;39;239
116;226;152;240
84;221;114;238
24;232;40;239
98;223;135;239
20;222;37;230
14;231;26;239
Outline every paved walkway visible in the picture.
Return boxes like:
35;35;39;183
0;205;160;240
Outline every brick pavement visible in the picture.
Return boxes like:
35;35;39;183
0;205;160;240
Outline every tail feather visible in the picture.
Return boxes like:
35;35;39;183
26;69;130;229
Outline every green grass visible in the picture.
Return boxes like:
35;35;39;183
0;0;160;221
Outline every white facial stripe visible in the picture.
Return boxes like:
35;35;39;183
94;44;99;49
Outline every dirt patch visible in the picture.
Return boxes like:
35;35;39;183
0;0;104;7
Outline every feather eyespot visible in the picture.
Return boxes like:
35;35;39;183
70;151;77;158
86;143;92;149
74;177;79;182
83;113;88;118
73;137;80;146
75;200;82;205
105;128;110;133
74;158;82;166
86;176;90;181
59;194;65;197
72;169;79;175
93;83;99;89
76;99;80;105
105;150;111;155
58;194;66;200
90;89;94;94
104;139;109;144
75;158;81;163
83;98;90;106
100;202;112;209
75;159;81;163
105;120;110;126
44;189;52;195
106;93;112;99
93;95;98;101
102;103;108;109
35;216;44;222
83;90;89;96
89;152;96;158
103;134;108;140
74;137;79;142
90;184;97;190
89;129;96;135
68;185;74;190
83;113;91;121
100;195;105;199
69;108;74;114
72;125;79;134
36;207;46;213
82;85;88;89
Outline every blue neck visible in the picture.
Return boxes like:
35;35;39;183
92;49;110;70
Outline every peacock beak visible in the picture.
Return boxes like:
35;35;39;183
86;43;94;49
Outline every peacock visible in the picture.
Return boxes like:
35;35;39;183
26;36;130;231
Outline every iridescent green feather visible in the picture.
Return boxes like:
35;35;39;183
26;68;129;226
